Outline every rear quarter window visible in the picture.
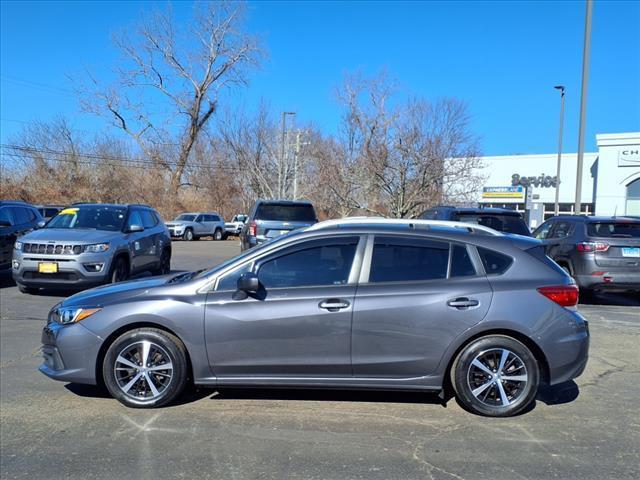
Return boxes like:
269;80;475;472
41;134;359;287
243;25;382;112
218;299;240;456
477;247;513;275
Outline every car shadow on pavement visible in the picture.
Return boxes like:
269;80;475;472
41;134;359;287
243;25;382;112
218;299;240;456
536;380;580;406
580;291;640;307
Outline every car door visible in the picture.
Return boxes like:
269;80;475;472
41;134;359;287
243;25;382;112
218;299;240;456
140;209;161;268
0;207;17;269
124;209;149;272
542;220;575;261
203;235;364;378
193;215;207;236
351;235;492;379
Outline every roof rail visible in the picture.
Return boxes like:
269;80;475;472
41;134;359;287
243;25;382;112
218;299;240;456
307;216;502;236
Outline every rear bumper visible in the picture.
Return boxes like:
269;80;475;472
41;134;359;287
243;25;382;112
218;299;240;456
547;312;590;386
575;272;640;292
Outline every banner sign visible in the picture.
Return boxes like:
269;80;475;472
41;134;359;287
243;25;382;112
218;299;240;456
482;186;524;199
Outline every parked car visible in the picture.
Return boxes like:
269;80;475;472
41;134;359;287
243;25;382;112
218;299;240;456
240;200;318;250
0;200;43;273
165;212;226;241
225;214;248;237
532;215;640;294
12;203;171;293
39;217;589;417
420;206;531;236
36;204;65;221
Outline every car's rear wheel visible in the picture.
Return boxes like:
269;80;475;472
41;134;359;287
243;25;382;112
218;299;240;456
451;335;539;417
109;257;129;284
183;229;194;241
213;228;223;241
103;328;188;408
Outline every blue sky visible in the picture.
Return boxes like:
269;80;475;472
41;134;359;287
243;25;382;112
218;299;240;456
1;0;639;156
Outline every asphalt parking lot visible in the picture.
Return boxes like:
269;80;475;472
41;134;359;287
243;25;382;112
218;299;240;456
1;240;639;480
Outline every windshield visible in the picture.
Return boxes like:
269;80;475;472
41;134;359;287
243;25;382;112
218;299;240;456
46;206;126;231
255;204;317;222
587;221;640;238
175;214;196;222
455;213;530;236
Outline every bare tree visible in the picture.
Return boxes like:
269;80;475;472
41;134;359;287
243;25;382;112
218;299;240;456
80;1;261;206
334;72;484;218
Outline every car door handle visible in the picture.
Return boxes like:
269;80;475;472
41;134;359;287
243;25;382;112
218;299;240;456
319;299;351;311
447;297;479;309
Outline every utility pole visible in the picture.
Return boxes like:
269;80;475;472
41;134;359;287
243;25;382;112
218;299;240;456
574;0;593;215
293;130;310;200
554;85;566;216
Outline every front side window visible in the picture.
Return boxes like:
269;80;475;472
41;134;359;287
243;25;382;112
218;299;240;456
127;210;143;228
478;247;513;275
141;210;157;228
533;221;553;240
46;206;127;232
258;238;358;288
0;207;14;227
216;262;253;291
369;236;449;283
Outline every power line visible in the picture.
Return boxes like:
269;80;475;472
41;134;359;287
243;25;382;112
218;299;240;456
0;143;248;173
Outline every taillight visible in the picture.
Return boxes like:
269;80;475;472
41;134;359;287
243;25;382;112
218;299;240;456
576;241;609;252
249;220;257;236
537;285;579;307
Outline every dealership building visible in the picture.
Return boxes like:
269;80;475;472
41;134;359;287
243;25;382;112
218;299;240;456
475;132;640;229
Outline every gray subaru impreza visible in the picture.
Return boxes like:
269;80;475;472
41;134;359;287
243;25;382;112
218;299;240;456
39;218;589;417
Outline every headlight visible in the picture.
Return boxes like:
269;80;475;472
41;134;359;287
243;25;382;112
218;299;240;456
14;241;23;251
83;243;110;253
55;307;102;325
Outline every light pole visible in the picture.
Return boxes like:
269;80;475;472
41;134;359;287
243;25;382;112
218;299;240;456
553;85;565;216
574;0;593;215
280;111;295;198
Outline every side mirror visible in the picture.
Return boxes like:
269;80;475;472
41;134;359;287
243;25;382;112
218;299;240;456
36;220;46;229
126;224;144;233
237;272;259;293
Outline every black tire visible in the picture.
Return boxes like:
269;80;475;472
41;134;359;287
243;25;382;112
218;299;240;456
213;228;223;241
450;335;539;417
102;328;188;408
183;228;194;241
109;256;129;284
18;284;38;294
154;249;171;275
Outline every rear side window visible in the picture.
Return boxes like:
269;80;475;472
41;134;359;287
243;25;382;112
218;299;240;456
550;221;573;238
477;247;513;275
369;236;449;283
450;244;476;277
587;222;640;238
255;204;317;222
455;213;530;236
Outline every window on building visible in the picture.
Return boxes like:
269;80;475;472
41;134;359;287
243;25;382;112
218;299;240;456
626;178;640;216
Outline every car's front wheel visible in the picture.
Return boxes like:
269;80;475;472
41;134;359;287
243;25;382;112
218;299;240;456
451;335;539;417
182;228;194;241
103;328;188;408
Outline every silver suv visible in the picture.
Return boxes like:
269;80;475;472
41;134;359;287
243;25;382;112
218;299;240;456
12;203;171;293
165;212;226;241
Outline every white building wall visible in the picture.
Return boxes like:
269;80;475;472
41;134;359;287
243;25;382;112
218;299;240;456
594;132;640;216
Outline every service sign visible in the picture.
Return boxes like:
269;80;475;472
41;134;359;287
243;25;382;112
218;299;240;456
482;186;524;199
618;148;640;167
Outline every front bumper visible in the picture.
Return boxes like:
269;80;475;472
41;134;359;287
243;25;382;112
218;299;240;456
575;272;640;292
12;251;112;289
39;320;103;385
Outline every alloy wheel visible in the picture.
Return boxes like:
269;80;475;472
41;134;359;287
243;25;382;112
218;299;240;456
114;340;174;400
467;348;528;407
